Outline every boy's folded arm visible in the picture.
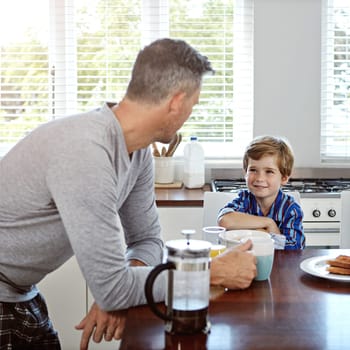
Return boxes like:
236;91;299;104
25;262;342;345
218;212;279;233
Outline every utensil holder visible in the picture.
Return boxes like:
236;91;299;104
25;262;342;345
154;157;175;184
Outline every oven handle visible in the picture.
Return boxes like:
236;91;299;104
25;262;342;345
304;228;340;233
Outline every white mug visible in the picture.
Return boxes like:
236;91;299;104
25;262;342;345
219;230;270;249
242;236;275;281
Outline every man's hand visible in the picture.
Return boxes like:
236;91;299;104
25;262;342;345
75;302;127;350
210;240;257;290
75;260;144;349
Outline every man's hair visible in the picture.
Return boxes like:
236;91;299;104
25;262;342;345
126;38;214;104
243;135;294;177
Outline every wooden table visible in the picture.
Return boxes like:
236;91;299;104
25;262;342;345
120;249;350;350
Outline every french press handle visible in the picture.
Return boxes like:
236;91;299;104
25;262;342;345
144;261;175;321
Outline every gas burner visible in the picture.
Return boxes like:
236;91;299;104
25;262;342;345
211;179;245;193
211;178;350;194
289;178;350;193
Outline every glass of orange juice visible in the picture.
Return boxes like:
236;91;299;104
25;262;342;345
210;244;226;258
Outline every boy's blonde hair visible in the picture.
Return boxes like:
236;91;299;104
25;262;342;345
243;136;294;178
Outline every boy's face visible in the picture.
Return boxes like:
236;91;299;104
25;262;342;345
244;155;289;201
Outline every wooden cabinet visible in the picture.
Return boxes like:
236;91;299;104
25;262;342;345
155;186;207;241
158;207;204;241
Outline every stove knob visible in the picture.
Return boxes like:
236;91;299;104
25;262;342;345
312;209;321;218
328;209;336;218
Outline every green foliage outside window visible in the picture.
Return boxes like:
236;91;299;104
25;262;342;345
0;0;235;147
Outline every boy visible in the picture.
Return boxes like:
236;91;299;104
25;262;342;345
218;135;305;250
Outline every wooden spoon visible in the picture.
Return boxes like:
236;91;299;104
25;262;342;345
152;142;161;157
165;133;179;157
161;146;167;157
166;133;182;156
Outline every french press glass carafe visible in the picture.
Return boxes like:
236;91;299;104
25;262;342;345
145;230;211;334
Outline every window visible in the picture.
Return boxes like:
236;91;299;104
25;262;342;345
0;0;50;155
321;0;350;162
0;0;253;159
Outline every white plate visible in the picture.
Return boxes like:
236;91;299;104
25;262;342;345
300;255;350;282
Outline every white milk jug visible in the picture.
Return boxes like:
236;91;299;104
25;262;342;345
183;136;205;188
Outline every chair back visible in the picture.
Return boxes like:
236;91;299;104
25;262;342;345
202;191;237;228
340;190;350;248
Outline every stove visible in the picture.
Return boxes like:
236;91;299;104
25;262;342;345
211;178;350;196
211;178;350;248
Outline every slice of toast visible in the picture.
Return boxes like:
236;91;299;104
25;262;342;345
326;266;350;275
326;255;350;269
326;255;350;275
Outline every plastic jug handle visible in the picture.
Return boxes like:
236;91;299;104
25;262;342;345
144;261;175;321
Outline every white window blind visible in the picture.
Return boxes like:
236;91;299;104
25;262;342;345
321;0;350;163
0;0;253;159
0;0;50;155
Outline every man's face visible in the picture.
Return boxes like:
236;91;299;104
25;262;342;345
178;88;201;127
161;88;201;143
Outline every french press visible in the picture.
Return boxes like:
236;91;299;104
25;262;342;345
145;230;212;334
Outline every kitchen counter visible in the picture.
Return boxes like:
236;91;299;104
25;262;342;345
155;184;210;207
120;248;350;350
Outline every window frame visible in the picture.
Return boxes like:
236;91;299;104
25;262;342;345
320;0;350;163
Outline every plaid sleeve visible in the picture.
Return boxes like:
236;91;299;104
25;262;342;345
217;190;252;219
276;196;305;250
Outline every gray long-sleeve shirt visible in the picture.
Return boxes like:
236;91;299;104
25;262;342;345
0;103;165;310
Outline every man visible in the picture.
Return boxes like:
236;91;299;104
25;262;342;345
0;38;256;349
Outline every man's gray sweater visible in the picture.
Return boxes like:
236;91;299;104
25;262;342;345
0;103;165;310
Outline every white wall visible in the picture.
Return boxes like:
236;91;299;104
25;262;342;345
254;0;322;167
209;0;350;178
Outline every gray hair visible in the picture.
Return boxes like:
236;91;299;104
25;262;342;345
126;38;214;104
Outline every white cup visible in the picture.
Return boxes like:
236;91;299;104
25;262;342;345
154;157;175;184
202;226;226;245
242;236;275;281
218;230;270;249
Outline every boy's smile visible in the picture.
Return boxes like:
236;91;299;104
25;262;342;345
245;155;289;210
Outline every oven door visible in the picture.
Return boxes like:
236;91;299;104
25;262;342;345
303;222;340;248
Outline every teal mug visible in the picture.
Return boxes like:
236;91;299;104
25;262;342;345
242;236;275;281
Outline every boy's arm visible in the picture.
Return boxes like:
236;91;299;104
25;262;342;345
279;205;305;249
218;211;281;234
